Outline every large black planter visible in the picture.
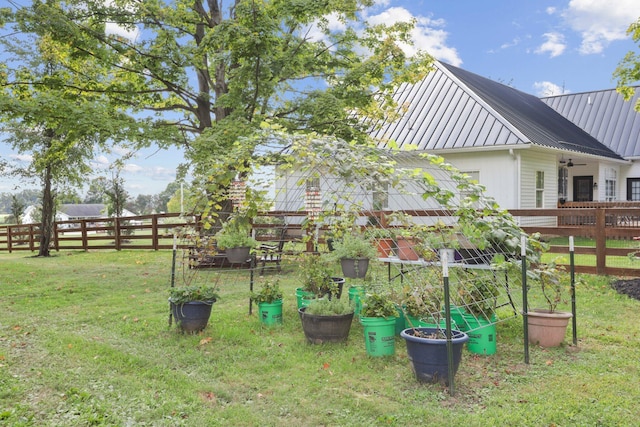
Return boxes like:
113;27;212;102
400;327;469;384
298;307;355;344
340;258;369;278
170;300;215;333
329;277;345;299
225;246;251;264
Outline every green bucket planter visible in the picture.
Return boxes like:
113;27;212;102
258;299;283;326
348;286;365;317
405;314;457;331
295;288;316;309
441;305;469;331
394;305;406;336
462;313;497;355
360;316;396;357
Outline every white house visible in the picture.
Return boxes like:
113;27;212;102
369;61;639;210
22;203;137;225
273;61;640;228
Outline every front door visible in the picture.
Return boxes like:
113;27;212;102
573;176;593;202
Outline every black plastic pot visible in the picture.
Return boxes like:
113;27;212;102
340;258;369;278
298;307;355;344
400;327;469;384
225;246;251;264
170;300;215;333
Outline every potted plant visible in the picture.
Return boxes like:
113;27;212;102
360;289;399;357
402;284;448;329
400;327;469;384
398;268;470;383
296;253;345;308
418;220;460;263
365;225;396;258
169;285;219;333
526;257;573;347
456;272;500;355
215;220;258;264
298;298;355;344
251;279;284;326
330;231;378;278
387;212;421;261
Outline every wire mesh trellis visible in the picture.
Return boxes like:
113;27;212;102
173;135;532;341
270;137;527;336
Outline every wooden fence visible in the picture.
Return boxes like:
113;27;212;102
2;208;640;277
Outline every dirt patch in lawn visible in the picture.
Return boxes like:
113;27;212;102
611;278;640;301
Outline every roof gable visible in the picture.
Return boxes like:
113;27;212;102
541;88;640;159
371;61;622;161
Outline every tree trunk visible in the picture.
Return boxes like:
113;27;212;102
38;164;55;257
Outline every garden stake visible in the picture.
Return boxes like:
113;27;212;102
442;251;455;396
169;235;177;327
570;236;577;345
521;234;529;364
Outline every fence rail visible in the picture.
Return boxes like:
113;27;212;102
2;208;640;276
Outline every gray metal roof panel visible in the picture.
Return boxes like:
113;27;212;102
60;204;106;217
541;88;640;158
372;61;623;161
439;62;623;160
370;65;531;151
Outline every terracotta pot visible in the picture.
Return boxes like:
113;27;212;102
375;238;395;257
396;237;419;261
527;309;573;347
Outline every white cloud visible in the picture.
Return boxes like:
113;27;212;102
367;7;462;65
10;154;32;162
112;145;132;157
149;166;176;180
123;163;144;174
546;7;557;15
500;37;522;50
563;0;640;54
103;0;140;42
535;32;567;57
105;22;139;42
533;81;569;97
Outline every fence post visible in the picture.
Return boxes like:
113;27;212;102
595;208;606;275
81;220;88;251
152;215;159;251
114;218;121;251
7;225;13;253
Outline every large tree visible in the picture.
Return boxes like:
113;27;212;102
9;0;431;222
615;17;640;111
0;17;142;255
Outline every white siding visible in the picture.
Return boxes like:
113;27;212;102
519;150;557;226
443;150;519;209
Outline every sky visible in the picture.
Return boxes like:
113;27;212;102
1;0;639;198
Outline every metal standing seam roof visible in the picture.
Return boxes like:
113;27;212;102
370;61;623;161
59;204;106;218
541;87;640;159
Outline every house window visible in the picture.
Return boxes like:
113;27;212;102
605;168;617;202
558;166;568;201
627;178;640;201
372;182;389;210
536;171;544;208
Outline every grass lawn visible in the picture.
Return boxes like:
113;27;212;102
1;250;639;426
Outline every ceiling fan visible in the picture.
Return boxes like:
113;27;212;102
559;157;586;167
566;158;587;167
